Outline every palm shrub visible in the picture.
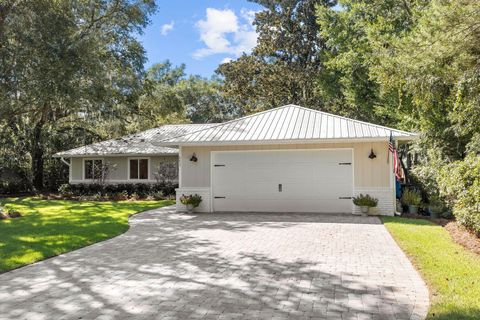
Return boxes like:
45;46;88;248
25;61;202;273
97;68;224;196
401;189;422;206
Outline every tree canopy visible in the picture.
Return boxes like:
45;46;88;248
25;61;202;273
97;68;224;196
1;0;479;219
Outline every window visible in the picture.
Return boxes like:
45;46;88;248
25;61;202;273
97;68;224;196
129;158;149;180
84;159;103;180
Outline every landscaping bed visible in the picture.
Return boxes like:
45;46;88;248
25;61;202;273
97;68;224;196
0;197;174;273
444;221;480;256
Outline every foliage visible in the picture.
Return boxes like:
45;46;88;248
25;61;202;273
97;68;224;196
0;0;156;190
427;195;445;215
135;62;240;130
382;216;480;319
58;182;177;200
437;155;480;236
371;0;480;160
316;0;428;124
218;0;336;113
409;150;445;198
0;197;173;272
179;194;202;208
401;189;422;206
352;194;378;207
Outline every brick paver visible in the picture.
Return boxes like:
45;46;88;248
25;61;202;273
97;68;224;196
0;206;429;319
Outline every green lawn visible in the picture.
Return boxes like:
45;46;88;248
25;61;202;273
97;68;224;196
381;217;480;320
0;197;174;273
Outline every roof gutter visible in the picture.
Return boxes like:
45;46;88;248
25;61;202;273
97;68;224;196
156;135;418;147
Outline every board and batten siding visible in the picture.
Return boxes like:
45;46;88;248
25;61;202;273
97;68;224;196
177;142;395;215
70;155;178;183
180;142;391;189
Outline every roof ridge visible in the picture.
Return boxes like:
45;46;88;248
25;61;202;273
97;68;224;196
288;104;414;135
155;105;292;142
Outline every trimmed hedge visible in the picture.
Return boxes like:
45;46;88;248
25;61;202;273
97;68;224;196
58;182;177;200
438;154;480;236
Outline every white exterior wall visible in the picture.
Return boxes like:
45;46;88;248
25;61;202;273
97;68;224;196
69;155;178;184
176;142;395;215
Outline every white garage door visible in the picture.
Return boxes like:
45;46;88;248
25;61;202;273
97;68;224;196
211;149;353;213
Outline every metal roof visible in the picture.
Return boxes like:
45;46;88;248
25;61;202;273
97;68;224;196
158;105;417;145
54;124;217;157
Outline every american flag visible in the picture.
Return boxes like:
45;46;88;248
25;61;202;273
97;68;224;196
388;131;403;179
388;132;394;163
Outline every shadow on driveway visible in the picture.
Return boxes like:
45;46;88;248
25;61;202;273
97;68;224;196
0;206;429;320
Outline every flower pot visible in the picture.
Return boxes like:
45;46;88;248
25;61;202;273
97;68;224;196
186;204;194;213
428;206;441;219
408;205;418;214
360;206;369;215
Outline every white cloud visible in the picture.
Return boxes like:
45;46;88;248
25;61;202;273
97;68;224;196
160;21;174;36
221;57;234;64
193;8;258;59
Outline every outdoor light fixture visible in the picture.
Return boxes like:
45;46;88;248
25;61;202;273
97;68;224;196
190;153;198;162
368;149;377;159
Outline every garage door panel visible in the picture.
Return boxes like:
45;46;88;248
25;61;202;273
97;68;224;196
214;198;352;213
212;149;353;213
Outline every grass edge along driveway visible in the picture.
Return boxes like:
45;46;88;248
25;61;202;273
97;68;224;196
381;216;480;320
0;197;174;273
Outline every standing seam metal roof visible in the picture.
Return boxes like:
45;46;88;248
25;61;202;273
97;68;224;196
157;104;417;145
53;123;218;157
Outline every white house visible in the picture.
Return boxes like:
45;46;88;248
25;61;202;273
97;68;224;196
55;105;416;215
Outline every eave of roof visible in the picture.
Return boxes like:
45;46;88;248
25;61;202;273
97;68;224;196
156;105;418;146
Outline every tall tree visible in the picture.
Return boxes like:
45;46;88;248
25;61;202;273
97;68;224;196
372;0;480;160
0;0;155;189
218;0;336;114
316;0;429;123
134;61;240;130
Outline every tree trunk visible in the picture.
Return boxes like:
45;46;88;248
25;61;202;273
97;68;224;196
31;121;44;190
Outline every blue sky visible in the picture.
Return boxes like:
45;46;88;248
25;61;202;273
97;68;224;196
138;0;263;78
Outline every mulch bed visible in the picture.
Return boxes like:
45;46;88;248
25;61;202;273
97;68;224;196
443;221;480;256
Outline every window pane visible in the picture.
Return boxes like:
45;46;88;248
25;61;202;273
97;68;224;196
139;159;148;180
93;160;103;179
130;159;138;179
85;160;93;179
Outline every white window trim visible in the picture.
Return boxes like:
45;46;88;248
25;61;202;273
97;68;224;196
127;157;150;181
83;158;104;180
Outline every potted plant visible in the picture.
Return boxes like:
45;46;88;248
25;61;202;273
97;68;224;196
401;189;422;214
352;194;378;215
427;195;444;219
180;194;202;213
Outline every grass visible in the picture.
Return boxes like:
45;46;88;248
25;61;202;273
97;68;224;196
0;197;174;273
381;217;480;320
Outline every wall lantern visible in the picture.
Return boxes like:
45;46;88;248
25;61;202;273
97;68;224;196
190;153;198;162
368;149;377;159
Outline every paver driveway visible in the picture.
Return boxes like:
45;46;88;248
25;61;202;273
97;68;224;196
0;206;429;320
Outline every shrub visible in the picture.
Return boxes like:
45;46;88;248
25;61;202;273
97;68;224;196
58;183;72;196
56;182;178;200
352;194;378;207
438;154;480;236
401;189;422;206
112;191;129;201
150;191;164;200
180;194;202;207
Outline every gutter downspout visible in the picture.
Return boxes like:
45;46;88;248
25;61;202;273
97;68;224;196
60;157;70;166
60;157;72;184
